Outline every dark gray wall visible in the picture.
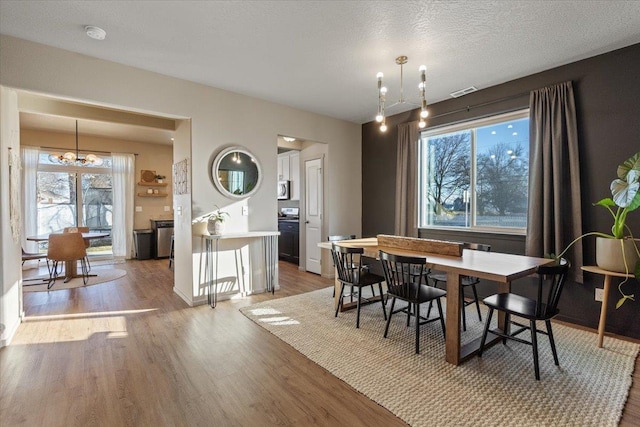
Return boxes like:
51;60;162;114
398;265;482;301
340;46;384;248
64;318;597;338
362;43;640;339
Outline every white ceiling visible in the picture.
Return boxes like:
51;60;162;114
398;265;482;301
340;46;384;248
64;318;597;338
2;1;640;125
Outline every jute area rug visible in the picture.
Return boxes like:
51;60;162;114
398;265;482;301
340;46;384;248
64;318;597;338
23;266;127;292
240;287;639;427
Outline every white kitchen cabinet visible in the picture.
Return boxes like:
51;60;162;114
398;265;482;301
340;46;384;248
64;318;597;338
277;152;290;181
277;151;300;200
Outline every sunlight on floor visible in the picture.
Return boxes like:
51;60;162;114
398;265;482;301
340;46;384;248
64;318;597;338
249;307;300;325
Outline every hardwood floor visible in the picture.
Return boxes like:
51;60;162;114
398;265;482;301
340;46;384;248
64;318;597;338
3;259;639;426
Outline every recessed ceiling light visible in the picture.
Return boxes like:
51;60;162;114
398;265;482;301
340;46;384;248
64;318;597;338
85;25;106;41
491;131;496;135
507;124;513;129
512;132;518;136
283;137;296;142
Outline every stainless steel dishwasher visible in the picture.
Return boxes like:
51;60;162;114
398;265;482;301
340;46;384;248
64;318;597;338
150;219;174;258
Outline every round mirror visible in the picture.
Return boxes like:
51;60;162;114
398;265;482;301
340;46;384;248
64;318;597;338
211;146;262;198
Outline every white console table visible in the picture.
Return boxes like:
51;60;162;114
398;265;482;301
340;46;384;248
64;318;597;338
200;231;279;308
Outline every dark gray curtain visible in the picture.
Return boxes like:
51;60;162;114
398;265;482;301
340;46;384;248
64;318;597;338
394;122;419;237
526;81;583;282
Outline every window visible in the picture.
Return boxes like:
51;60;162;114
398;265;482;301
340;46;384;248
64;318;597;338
36;151;114;255
418;110;529;232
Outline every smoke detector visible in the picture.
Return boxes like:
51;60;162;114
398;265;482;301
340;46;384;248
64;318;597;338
85;26;106;41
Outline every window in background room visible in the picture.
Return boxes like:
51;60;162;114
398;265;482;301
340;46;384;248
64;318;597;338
418;110;529;232
36;151;113;255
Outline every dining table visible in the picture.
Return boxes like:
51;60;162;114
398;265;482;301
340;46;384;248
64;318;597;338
319;237;553;365
27;231;110;283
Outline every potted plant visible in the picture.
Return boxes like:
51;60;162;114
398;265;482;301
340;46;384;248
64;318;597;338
205;205;229;235
156;174;166;183
557;151;639;307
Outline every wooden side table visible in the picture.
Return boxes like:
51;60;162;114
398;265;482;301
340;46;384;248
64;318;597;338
581;266;635;348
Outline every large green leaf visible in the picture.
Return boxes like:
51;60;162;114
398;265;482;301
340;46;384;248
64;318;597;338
617;151;640;180
611;173;639;208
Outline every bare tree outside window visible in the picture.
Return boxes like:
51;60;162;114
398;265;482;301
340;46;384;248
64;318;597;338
419;111;529;230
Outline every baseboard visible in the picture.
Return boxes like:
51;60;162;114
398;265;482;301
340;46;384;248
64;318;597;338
172;286;194;306
0;315;21;348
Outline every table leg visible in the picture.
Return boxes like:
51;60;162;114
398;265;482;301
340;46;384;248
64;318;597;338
496;281;511;333
64;259;77;283
598;275;612;348
445;272;462;365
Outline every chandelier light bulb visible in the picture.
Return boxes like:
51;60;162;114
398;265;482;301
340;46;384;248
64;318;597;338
375;114;384;123
420;109;429;118
380;86;387;95
380;123;387;132
63;152;76;161
376;72;384;79
418;120;426;129
419;65;427;72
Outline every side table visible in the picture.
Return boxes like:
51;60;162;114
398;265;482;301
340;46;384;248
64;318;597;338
581;266;635;348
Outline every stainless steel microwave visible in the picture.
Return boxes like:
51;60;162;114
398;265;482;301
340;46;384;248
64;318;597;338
277;180;290;200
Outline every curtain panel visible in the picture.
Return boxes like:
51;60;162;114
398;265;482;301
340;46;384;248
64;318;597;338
111;153;135;259
394;122;419;237
526;81;583;282
21;146;39;253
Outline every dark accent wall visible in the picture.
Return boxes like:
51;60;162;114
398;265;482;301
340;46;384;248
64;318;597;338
362;43;640;339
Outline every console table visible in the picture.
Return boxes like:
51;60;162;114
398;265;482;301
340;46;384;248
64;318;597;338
200;232;279;308
581;265;635;348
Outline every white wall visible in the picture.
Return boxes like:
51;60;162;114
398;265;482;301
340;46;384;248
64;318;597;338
0;35;361;334
0;87;23;346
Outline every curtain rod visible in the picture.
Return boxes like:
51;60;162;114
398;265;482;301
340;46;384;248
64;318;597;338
35;145;138;156
427;91;530;121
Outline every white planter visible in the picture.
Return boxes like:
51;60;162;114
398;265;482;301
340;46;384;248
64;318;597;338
207;219;225;235
596;237;640;273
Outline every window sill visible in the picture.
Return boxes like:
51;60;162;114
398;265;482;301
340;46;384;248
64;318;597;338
420;226;526;237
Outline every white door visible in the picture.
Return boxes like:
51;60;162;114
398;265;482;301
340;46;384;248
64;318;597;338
305;158;323;274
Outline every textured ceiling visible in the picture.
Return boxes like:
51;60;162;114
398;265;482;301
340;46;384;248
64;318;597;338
2;1;640;124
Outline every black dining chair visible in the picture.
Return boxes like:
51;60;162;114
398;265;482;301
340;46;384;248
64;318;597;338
429;242;490;331
379;250;446;354
478;258;570;380
328;235;357;297
332;243;387;328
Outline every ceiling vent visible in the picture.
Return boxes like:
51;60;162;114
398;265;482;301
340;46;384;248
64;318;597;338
450;86;478;98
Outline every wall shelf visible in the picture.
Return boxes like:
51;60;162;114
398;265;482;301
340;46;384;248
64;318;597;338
138;181;168;187
137;193;168;197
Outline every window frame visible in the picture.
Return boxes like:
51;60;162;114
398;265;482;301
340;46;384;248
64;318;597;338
418;109;530;235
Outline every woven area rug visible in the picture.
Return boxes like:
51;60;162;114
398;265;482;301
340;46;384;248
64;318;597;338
240;287;639;427
23;267;127;292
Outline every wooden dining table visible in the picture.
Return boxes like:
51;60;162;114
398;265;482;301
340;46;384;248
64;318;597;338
27;232;110;282
319;237;553;365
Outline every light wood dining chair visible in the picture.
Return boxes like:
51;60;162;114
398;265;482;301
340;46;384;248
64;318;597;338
63;226;91;272
47;233;89;289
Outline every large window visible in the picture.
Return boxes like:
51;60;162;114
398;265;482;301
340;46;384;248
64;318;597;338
36;152;113;255
418;110;529;232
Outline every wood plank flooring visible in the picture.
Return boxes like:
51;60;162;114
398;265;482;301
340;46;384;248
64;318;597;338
2;259;639;426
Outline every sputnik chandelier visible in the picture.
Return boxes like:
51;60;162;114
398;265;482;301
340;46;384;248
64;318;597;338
49;120;103;166
375;55;429;132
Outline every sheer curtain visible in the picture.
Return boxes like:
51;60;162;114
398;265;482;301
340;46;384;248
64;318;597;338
21;146;39;252
111;153;135;259
526;81;583;282
394;122;419;237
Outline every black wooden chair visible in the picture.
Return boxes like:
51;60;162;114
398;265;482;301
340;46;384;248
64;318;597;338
478;258;570;380
429;242;490;331
379;250;446;354
328;235;357;297
332;243;387;328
